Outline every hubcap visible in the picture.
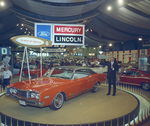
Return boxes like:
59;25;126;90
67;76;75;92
54;93;64;108
94;83;99;91
143;83;150;90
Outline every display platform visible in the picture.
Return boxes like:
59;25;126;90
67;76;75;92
0;86;139;125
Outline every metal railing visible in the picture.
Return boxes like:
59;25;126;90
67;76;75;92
0;83;150;126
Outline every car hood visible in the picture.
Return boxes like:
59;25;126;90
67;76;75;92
8;77;68;92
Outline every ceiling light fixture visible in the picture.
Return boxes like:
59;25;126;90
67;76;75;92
109;43;112;46
118;0;123;5
0;1;5;6
107;6;112;11
138;37;142;41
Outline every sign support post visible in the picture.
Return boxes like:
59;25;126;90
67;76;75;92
19;47;31;82
40;47;42;77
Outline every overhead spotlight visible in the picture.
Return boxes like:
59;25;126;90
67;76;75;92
118;0;123;5
93;48;96;50
25;28;28;30
20;28;23;30
0;1;5;6
99;46;102;48
21;24;24;26
107;6;112;11
16;24;19;26
109;43;112;46
90;29;93;32
138;37;142;41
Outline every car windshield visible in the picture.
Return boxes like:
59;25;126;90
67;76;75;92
43;68;74;79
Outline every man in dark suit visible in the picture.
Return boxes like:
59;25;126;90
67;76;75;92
106;57;118;96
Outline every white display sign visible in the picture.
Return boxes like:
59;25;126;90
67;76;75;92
16;37;44;46
10;35;52;48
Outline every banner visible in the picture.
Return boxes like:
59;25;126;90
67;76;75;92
35;23;85;46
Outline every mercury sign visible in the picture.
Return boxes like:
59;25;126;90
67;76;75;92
34;23;85;46
53;25;84;46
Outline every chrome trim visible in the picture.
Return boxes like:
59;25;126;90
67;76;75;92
66;87;93;99
5;94;44;107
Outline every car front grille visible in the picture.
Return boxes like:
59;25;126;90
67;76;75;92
17;89;29;98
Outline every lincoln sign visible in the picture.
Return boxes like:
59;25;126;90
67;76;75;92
35;23;85;46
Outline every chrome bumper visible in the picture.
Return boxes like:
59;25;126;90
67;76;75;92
5;94;44;107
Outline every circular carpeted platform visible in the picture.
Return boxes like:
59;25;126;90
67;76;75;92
0;86;139;125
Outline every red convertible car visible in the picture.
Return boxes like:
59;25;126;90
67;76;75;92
6;66;107;110
119;69;150;91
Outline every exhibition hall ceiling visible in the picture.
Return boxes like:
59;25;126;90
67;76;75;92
0;0;150;48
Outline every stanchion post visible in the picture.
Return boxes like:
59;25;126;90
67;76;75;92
146;107;148;118
143;110;145;121
144;109;146;120
5;115;6;126
137;111;140;125
117;118;119;126
133;113;136;125
140;110;143;123
110;119;112;126
149;106;150;117
0;113;1;125
122;116;125;126
128;114;130;126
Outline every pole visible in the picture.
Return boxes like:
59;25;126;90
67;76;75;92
40;47;42;77
19;47;26;81
25;47;31;81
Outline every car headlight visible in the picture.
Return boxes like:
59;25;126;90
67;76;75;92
31;93;36;98
9;88;17;94
30;92;39;99
35;94;39;99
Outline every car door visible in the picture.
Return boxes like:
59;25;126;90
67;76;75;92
119;70;134;84
65;72;88;99
126;71;141;86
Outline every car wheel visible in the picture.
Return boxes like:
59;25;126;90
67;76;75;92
141;83;150;91
50;92;64;110
91;82;99;93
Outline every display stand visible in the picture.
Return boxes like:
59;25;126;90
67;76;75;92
10;35;52;80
